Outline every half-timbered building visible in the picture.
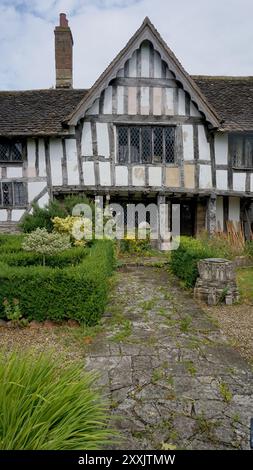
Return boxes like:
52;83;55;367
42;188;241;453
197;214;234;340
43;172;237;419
0;14;253;245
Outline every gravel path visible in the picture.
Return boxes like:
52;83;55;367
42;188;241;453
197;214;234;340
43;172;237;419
85;263;253;450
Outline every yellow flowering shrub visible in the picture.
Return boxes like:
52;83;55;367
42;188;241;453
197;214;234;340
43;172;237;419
52;216;93;246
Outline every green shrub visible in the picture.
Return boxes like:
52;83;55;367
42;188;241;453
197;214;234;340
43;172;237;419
22;228;71;266
0;246;87;268
0;241;115;324
245;240;253;258
20;195;94;233
0;234;24;253
0;350;115;450
170;236;218;287
20;200;67;233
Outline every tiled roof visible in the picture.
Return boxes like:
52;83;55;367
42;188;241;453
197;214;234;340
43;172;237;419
1;76;253;135
192;75;253;131
0;88;88;136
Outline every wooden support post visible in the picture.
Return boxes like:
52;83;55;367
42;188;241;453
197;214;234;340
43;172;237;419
207;194;217;235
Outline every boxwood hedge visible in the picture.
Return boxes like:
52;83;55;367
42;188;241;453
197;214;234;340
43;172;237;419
0;240;114;325
170;236;219;287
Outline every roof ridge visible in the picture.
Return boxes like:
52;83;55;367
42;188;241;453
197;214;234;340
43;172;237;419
0;88;88;94
192;75;253;80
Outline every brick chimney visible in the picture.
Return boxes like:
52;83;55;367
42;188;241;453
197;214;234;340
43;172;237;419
54;13;73;88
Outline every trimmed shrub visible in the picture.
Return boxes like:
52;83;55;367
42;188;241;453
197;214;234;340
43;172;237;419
0;234;24;253
22;228;71;266
0;246;87;268
0;241;115;324
0;350;115;450
170;236;219;287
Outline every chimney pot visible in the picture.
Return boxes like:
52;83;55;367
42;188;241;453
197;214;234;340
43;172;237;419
54;13;73;88
59;13;68;28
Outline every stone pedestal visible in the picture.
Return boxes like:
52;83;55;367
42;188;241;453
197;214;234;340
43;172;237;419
194;258;239;305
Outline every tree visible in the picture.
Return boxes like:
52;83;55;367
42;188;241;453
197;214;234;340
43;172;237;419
22;228;71;266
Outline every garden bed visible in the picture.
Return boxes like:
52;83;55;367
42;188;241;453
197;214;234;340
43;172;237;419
0;235;115;325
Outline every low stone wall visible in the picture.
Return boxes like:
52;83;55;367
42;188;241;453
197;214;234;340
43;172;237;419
194;258;239;305
0;223;20;234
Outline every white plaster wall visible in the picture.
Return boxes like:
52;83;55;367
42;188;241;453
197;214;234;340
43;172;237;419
182;125;194;160
228;197;240;222
153;87;162;115
129;50;137;77
37;192;49;208
149;167;162;186
216;170;228;190
117;68;124;78
216;196;224;231
27;138;36;177
128;87;137;115
165;88;174;115
154;50;162;78
250;173;253;192
199;164;212;189
117;86;124;114
6;167;23;178
88;98;99;115
132;166;145;186
97;123;110;158
178;89;185;115
81;122;93;156
103;86;112;114
49;139;63;186
190;102;201;117
115;166;128;186
83;162;95;186
65;138;79;185
28;182;47;203
214;133;228;165
38;139;46;177
233;173;246;192
140;87;149;115
198;126;210;160
11;209;25;222
99;162;111;186
0;210;8;222
141;42;150;77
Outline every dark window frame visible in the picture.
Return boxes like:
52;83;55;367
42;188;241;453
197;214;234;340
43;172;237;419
117;125;176;165
0;138;24;163
0;181;27;207
230;133;253;169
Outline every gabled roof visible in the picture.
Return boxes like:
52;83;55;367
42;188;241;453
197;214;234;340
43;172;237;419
193;76;253;132
66;17;221;128
0;88;88;136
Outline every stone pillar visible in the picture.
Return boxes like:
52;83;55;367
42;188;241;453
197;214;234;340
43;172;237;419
157;195;171;250
194;258;239;305
207;194;217;235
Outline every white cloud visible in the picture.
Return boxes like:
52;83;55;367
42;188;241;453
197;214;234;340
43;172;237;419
0;0;253;90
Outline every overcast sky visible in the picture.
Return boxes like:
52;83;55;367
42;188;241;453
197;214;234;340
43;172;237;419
0;0;252;90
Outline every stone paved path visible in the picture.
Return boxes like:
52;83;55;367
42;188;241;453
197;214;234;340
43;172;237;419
86;263;253;450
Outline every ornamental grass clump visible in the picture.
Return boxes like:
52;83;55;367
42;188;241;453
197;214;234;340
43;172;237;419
0;350;116;450
22;228;71;265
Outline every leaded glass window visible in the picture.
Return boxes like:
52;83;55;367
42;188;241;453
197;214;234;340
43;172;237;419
0;139;23;162
230;134;253;168
0;182;27;207
117;126;175;164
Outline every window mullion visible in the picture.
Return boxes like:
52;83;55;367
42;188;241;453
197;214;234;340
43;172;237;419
140;127;142;164
128;128;131;164
162;127;165;164
151;127;154;164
